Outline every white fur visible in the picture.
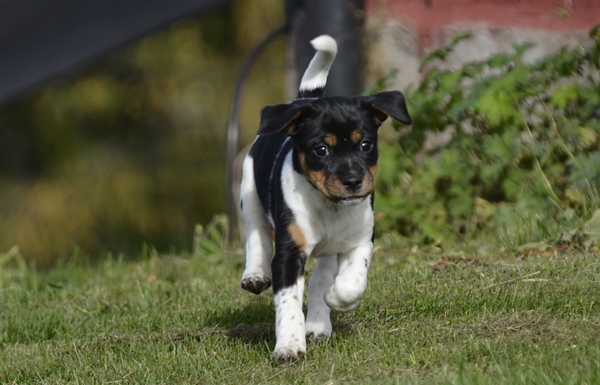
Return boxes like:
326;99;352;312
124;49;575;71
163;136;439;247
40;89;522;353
264;152;373;358
240;150;374;359
280;152;374;259
273;276;306;360
280;151;373;314
240;35;373;361
298;35;338;95
240;155;273;284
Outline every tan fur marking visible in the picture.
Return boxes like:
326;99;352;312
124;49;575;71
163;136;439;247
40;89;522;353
288;222;307;252
281;111;303;134
323;134;338;147
307;170;327;192
350;130;363;144
370;105;389;123
299;152;329;197
330;176;347;196
369;165;378;185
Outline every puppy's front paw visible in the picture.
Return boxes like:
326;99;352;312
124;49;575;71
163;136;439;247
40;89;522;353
273;346;305;363
324;287;362;312
240;275;271;294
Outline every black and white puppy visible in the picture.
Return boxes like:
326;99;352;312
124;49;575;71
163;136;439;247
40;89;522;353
239;35;411;361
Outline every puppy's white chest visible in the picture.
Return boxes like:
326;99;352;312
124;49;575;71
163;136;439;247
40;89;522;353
281;153;374;257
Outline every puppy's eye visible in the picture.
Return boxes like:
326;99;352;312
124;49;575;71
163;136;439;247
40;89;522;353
314;145;329;157
360;141;374;153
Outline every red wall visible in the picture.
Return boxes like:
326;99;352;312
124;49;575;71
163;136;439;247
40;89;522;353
366;0;600;53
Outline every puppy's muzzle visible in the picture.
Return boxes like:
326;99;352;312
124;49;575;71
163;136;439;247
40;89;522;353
325;171;374;206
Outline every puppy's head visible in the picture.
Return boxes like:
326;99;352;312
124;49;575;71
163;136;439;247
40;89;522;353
258;91;411;206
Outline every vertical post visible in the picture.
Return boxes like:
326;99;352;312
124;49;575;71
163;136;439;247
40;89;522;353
286;0;365;99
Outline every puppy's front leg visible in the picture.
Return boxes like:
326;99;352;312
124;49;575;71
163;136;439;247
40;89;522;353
325;243;373;312
240;156;273;294
271;236;308;362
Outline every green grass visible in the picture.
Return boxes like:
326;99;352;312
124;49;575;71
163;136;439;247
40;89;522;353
1;243;600;384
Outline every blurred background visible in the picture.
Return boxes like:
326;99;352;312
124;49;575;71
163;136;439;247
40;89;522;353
0;0;288;265
0;0;597;266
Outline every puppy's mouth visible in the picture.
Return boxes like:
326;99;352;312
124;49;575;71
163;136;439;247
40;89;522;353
330;194;370;206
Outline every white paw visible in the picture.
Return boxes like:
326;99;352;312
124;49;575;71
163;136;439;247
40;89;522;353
324;286;363;312
273;345;305;362
240;274;271;294
305;320;332;340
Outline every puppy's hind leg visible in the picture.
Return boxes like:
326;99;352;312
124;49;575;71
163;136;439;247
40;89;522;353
240;156;273;294
305;256;337;340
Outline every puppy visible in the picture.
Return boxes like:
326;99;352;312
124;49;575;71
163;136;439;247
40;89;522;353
239;35;411;361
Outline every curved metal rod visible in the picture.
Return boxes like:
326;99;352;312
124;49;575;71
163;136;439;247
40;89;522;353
226;24;287;244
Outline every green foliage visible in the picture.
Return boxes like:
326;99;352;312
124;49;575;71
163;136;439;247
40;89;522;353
376;25;600;247
193;214;229;255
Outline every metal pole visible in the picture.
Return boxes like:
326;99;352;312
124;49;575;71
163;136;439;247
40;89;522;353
226;24;286;245
287;0;365;98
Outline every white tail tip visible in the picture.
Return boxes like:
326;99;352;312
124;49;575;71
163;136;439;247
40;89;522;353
298;35;338;98
310;35;338;56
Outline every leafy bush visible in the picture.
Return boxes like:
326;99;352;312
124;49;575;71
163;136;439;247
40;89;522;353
376;25;600;247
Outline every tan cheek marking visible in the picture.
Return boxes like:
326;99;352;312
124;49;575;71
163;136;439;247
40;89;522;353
350;130;363;144
308;170;327;192
329;176;346;196
369;165;378;179
288;222;307;252
323;134;338;147
299;152;329;197
368;165;378;188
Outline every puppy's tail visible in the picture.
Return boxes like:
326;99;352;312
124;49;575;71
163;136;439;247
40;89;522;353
297;35;337;99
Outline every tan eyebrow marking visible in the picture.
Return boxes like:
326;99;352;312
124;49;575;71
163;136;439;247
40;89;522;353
350;130;363;144
323;134;338;147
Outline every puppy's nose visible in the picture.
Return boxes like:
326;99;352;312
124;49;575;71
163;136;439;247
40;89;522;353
341;175;362;191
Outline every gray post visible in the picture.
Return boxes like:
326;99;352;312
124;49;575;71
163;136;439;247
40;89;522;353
286;0;365;99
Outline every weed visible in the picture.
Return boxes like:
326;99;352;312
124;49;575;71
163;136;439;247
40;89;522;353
375;25;600;251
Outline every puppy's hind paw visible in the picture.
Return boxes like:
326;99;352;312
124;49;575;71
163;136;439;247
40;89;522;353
240;276;272;294
306;331;331;341
305;321;332;340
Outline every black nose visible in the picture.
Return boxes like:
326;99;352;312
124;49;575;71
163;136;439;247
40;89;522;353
341;175;362;191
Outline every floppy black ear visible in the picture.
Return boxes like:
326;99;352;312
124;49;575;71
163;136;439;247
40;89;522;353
258;103;306;136
357;90;412;125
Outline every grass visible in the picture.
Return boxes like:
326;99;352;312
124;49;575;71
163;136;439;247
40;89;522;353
1;240;600;384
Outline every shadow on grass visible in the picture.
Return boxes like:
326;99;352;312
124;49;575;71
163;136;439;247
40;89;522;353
203;293;276;346
87;297;276;357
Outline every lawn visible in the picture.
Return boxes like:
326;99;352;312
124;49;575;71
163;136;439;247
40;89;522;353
3;23;599;385
1;238;599;384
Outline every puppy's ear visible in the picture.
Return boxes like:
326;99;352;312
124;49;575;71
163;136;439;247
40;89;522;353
357;91;412;125
258;103;305;136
